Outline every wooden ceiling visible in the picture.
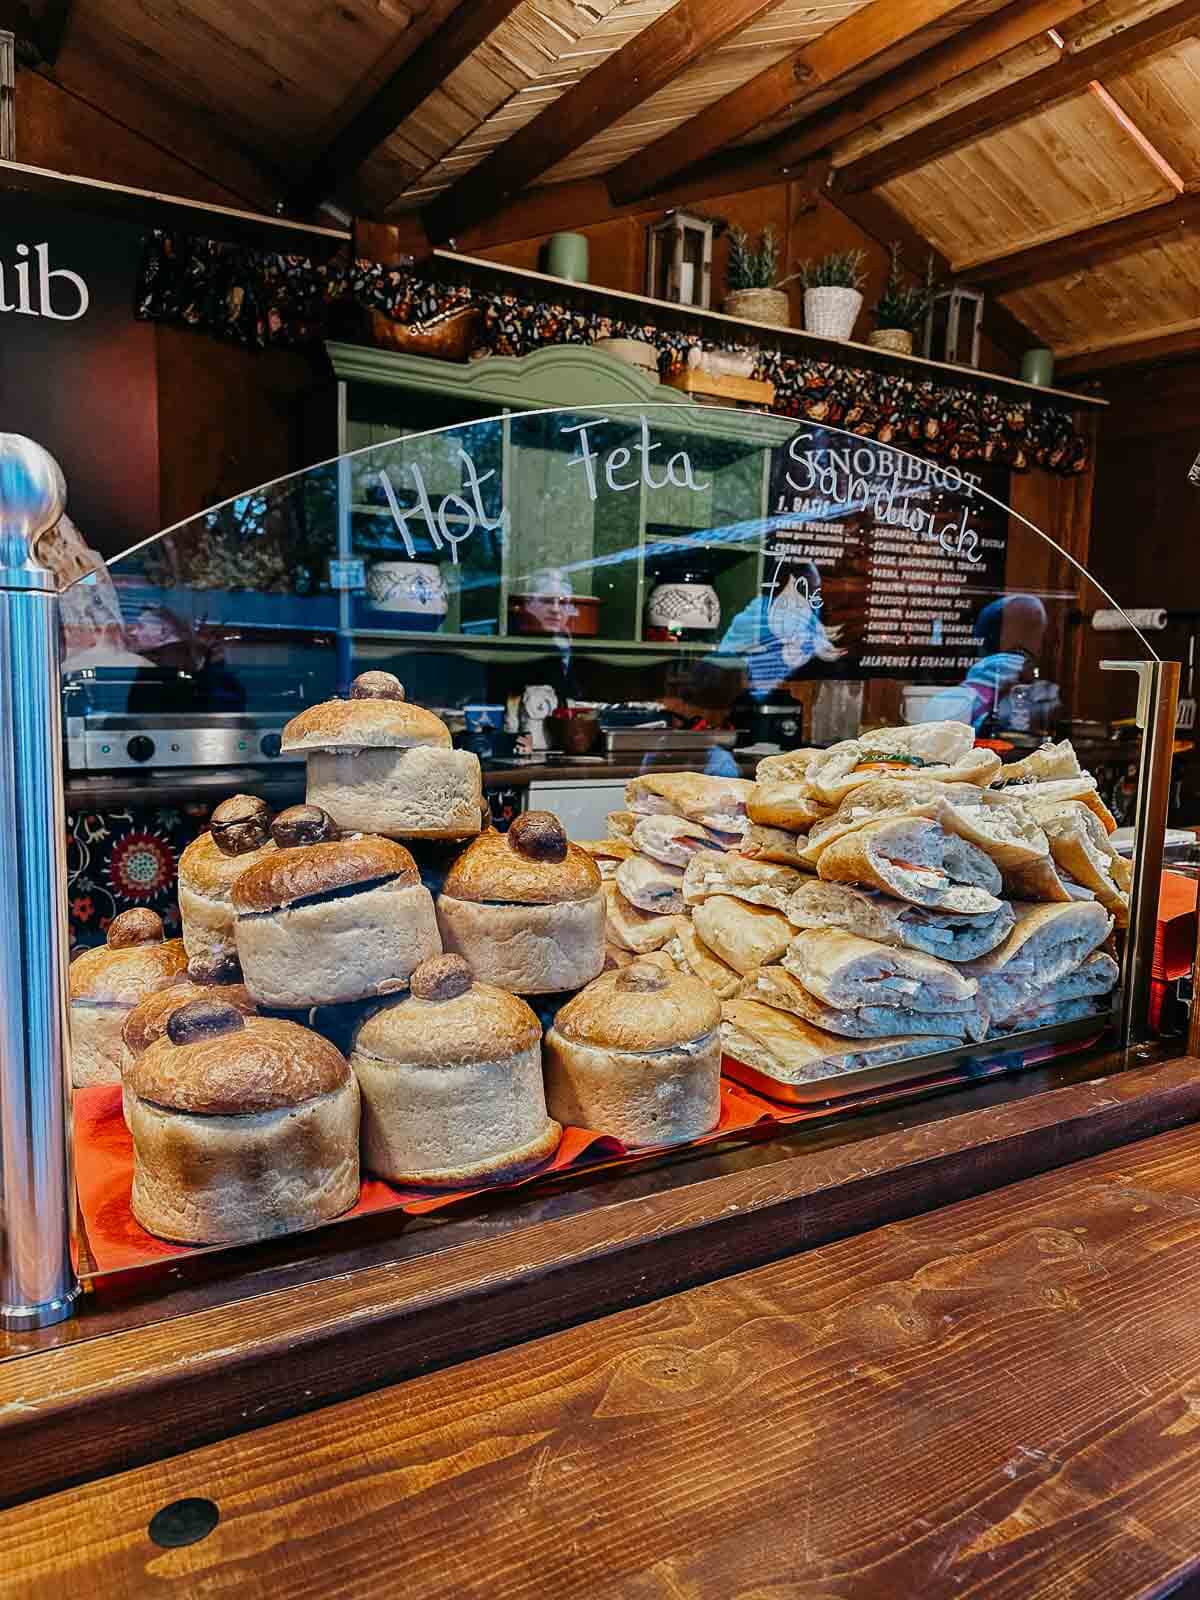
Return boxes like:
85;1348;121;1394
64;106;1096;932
10;0;1200;369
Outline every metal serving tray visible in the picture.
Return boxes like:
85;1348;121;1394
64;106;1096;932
602;728;737;756
721;1006;1119;1108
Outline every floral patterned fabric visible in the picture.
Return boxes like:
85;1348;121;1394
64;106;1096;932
136;231;1088;474
67;804;211;949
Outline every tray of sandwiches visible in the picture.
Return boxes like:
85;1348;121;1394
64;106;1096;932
590;720;1126;1105
65;685;1128;1269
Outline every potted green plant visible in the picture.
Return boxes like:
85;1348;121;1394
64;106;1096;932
722;226;790;326
798;248;868;342
870;244;933;355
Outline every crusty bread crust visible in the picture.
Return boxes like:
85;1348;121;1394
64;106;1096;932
232;835;419;913
601;881;680;953
122;981;256;1058
282;695;451;752
553;965;719;1053
666;923;743;1000
177;831;276;902
442;827;601;905
130;1015;351;1113
543;1027;720;1148
69;1001;129;1087
436;891;605;993
237;877;441;1008
69;938;188;1007
746;783;829;831
306;746;482;840
130;1078;360;1245
352;1038;559;1186
690;895;792;975
355;982;540;1068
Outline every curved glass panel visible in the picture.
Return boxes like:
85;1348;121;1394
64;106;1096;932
62;403;1170;1268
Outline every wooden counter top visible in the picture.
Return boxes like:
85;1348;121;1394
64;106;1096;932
10;1101;1200;1597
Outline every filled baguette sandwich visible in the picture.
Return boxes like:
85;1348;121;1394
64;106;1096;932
742;964;989;1041
625;773;754;835
665;921;743;1000
800;778;988;866
602;880;680;953
682;852;806;911
616;853;686;915
746;783;831;833
632;814;721;866
975;947;1119;1025
690;894;793;974
740;823;812;866
803;721;1000;806
961;900;1113;990
782;927;979;1011
721;998;960;1085
816;816;1003;913
787;879;1016;962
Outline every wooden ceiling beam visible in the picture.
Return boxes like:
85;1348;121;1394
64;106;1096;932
289;0;530;215
419;0;791;246
611;0;1089;209
832;0;1200;193
963;192;1200;293
603;0;978;208
1058;324;1200;377
828;182;1040;357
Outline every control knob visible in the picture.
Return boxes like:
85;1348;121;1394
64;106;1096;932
260;732;282;759
126;735;155;764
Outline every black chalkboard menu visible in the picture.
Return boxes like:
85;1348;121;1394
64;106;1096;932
761;427;1010;681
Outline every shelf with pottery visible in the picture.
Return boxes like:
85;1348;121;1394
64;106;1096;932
349;629;746;667
335;369;778;659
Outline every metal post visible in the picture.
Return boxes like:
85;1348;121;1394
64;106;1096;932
0;434;78;1330
1102;659;1180;1048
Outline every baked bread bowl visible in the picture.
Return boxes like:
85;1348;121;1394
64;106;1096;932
127;999;360;1244
176;794;275;978
544;961;721;1147
437;812;605;993
282;671;482;840
231;806;440;1008
350;954;560;1187
69;910;188;1088
120;979;257;1124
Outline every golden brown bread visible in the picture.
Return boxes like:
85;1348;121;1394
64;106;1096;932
69;934;188;1006
442;820;601;904
553;962;720;1053
354;975;541;1068
178;829;276;902
129;1014;350;1114
121;981;257;1058
231;835;418;913
282;676;451;752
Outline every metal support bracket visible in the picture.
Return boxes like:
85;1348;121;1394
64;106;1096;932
1101;658;1180;1047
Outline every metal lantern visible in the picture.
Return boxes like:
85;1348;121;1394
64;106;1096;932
921;285;985;368
647;211;715;309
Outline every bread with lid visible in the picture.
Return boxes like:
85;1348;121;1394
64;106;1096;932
119;979;256;1125
231;806;441;1008
69;909;188;1088
177;794;275;976
437;812;605;993
283;671;482;840
544;961;721;1148
128;1000;359;1244
350;954;559;1187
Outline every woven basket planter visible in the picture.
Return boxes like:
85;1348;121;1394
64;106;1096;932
868;327;914;356
804;286;863;342
723;287;790;327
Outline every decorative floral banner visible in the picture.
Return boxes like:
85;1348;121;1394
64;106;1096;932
136;232;1089;474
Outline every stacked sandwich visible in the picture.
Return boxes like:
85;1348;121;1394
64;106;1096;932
733;724;1125;1086
600;725;1124;1094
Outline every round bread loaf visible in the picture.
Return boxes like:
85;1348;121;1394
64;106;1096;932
177;820;275;972
69;911;188;1089
283;673;482;841
544;962;721;1148
119;980;257;1126
437;814;604;993
128;1003;359;1244
232;833;441;1008
350;954;559;1187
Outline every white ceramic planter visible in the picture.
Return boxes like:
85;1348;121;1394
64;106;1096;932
804;286;863;342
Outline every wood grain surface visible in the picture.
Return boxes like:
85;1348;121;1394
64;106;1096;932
14;1116;1200;1597
1;1052;1198;1512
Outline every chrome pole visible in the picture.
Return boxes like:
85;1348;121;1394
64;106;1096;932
1102;659;1180;1048
0;434;78;1330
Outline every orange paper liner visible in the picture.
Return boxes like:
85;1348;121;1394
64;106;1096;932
74;1034;1098;1278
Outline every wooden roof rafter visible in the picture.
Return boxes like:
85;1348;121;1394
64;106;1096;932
417;0;797;245
830;0;1200;194
598;0;983;209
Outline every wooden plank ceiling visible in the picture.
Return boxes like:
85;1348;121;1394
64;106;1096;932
17;0;1200;367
